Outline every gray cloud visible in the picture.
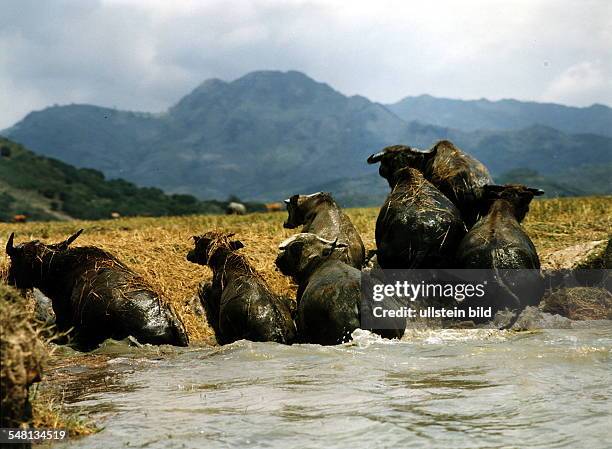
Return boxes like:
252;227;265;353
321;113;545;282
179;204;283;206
1;0;611;129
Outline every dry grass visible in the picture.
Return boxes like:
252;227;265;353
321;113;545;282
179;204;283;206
0;196;610;343
523;196;611;254
1;283;96;435
30;389;98;436
0;284;46;428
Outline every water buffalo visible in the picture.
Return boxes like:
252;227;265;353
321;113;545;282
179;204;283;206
226;202;247;215
374;167;466;269
187;231;296;345
283;192;365;268
6;230;189;349
275;233;360;345
456;184;545;324
368;140;493;227
265;202;284;212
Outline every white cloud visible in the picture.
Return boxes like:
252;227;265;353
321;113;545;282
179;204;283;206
0;0;610;129
541;61;612;106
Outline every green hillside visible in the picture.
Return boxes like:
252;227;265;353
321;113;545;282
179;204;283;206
0;137;234;221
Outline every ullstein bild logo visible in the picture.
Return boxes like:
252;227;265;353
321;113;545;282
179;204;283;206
360;268;610;329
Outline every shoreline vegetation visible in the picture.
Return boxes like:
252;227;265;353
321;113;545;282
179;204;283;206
0;283;98;437
31;389;98;437
1;195;610;437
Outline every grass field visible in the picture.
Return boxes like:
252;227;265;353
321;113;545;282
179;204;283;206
1;196;610;344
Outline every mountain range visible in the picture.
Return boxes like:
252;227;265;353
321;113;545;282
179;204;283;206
388;95;612;137
3;70;611;206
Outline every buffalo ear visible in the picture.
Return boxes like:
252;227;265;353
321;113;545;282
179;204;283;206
6;232;15;256
57;229;84;250
229;240;244;251
322;237;347;257
528;188;545;196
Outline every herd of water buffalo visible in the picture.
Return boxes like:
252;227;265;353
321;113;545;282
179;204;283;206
5;140;566;348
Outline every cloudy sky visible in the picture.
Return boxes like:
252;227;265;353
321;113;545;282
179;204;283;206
1;0;610;129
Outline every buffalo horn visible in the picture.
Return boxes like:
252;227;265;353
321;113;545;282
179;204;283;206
6;232;15;256
63;229;84;247
367;151;385;164
529;188;545;196
409;146;434;154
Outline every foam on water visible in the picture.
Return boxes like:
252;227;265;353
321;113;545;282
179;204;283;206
47;322;612;449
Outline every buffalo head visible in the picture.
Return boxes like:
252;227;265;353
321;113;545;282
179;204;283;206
367;145;434;187
283;192;332;229
275;233;348;278
187;231;244;266
482;184;544;222
5;229;84;289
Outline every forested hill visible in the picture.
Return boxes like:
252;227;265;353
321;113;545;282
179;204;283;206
0;137;240;221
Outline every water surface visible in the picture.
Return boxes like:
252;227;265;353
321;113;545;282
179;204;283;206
48;323;612;448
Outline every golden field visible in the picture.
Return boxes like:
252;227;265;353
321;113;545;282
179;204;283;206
1;196;610;344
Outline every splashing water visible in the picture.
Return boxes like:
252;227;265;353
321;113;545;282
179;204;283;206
46;322;611;449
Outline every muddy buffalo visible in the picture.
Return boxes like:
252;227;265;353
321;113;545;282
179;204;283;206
456;185;545;323
6;230;189;349
275;233;361;345
373;167;466;269
187;231;295;345
284;192;365;268
368;140;493;227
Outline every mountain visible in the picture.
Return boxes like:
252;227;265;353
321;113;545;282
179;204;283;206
388;95;612;137
323;163;612;208
4;71;411;201
448;125;611;176
497;166;612;198
0;137;235;221
3;70;611;204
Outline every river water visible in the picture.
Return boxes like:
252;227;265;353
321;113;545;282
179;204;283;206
47;323;611;449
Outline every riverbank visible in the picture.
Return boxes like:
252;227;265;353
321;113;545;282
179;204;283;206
1;196;610;343
1;196;610;443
